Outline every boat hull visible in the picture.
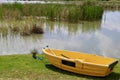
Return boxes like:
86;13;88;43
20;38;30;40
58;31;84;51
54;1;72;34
43;49;118;77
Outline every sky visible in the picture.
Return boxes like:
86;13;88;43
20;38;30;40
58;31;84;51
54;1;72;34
0;0;13;2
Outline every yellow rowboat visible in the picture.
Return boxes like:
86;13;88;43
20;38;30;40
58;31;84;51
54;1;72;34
42;47;118;77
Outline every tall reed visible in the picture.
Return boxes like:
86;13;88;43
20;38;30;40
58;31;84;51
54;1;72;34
82;6;103;21
0;2;103;22
68;5;82;22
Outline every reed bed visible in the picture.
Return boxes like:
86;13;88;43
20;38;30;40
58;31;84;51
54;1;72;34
82;6;103;21
0;19;44;36
0;2;103;22
0;2;103;35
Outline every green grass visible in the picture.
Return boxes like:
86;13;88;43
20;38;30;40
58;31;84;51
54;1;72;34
0;54;120;80
82;6;103;21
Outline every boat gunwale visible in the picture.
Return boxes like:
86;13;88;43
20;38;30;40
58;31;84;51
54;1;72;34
75;59;109;67
42;48;75;61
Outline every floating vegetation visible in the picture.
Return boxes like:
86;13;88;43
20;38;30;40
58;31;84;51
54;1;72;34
0;27;9;36
21;26;31;36
0;19;44;36
31;24;44;34
11;26;20;33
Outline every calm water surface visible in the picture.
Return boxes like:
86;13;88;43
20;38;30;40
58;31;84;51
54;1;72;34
0;10;120;58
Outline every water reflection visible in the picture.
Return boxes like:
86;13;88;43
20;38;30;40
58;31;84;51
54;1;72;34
45;20;101;36
96;10;120;58
0;10;120;58
0;33;43;55
82;21;101;33
40;10;120;58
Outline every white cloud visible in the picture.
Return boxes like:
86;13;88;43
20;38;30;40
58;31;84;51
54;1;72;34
95;32;119;58
102;11;120;32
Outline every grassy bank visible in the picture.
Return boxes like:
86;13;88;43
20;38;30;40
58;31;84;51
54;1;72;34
0;2;103;22
0;54;120;80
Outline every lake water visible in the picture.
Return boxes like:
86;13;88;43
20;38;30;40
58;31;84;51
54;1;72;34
0;10;120;58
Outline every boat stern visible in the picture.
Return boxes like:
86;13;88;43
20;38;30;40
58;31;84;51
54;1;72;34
107;60;118;72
